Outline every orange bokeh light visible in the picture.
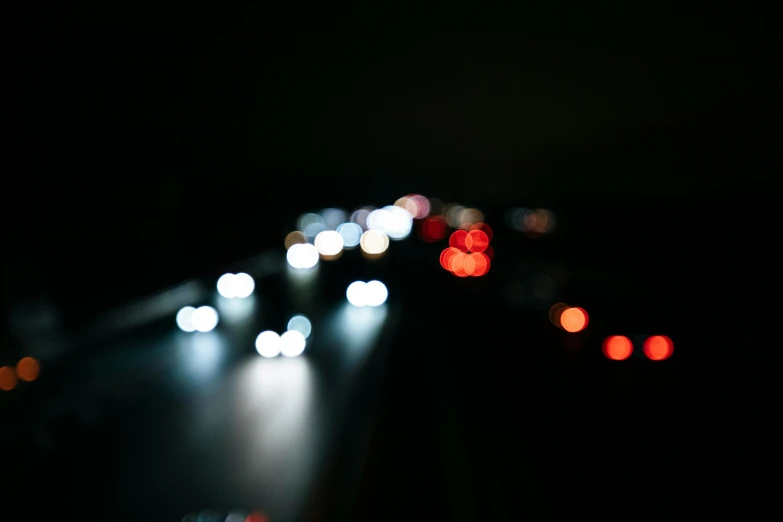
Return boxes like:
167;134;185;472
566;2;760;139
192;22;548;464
16;357;40;382
440;247;460;270
465;229;489;252
449;230;469;251
603;336;633;360
560;307;588;332
643;335;674;361
449;252;470;277
469;252;490;276
441;248;490;277
0;366;18;391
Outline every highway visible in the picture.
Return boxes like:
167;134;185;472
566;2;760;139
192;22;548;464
2;201;686;521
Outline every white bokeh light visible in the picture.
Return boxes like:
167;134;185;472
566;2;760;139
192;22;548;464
287;243;320;269
191;306;219;332
216;273;236;298
337;222;362;249
365;280;388;306
346;281;368;306
359;229;389;255
367;205;412;240
314;230;344;256
176;306;196;332
281;330;306;357
256;330;282;357
232;272;255;298
216;272;254;298
287;315;312;339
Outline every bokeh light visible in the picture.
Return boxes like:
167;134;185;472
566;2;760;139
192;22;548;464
281;330;307;357
367;205;413;240
217;273;235;298
287;243;320;269
216;273;255;298
16;357;40;382
441;223;492;277
643;335;674;361
465;229;489;252
524;209;555;234
508;207;556;235
297;212;326;240
0;366;18;391
360;229;389;255
440;247;460;270
337;222;362;249
233;273;255;298
560;307;588;333
176;306;196;332
245;513;270;522
284;230;307;249
418;216;448;242
364;280;388;306
256;331;282;357
449;251;470;277
351;207;373;230
320;207;347;229
314;230;344;257
603;335;633;360
346;280;388;306
548;303;569;328
192;306;219;332
445;204;465;228
346;281;368;306
449;230;469;251
441;247;490;277
287;315;312;339
470;222;493;241
395;194;431;219
457;208;484;229
468;252;490;276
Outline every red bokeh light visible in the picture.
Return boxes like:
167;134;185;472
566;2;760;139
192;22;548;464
643;335;673;361
465;230;489;252
245;513;270;522
442;225;492;277
449;230;469;251
419;216;448;242
603;336;633;360
470;222;493;241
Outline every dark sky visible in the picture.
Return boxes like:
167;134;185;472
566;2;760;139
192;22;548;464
5;4;776;321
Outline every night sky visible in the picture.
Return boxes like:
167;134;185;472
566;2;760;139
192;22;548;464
5;4;775;331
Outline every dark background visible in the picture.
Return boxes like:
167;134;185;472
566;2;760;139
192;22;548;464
6;5;775;316
2;4;776;518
